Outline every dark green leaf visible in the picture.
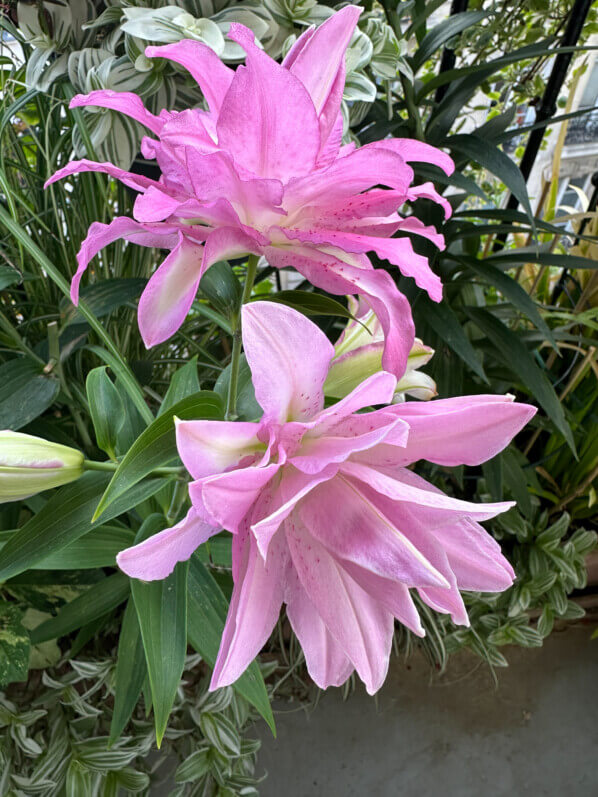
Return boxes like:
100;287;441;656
482;456;503;502
502;449;533;519
158;357;201;417
132;556;188;746
412;11;487;71
215;356;261;422
0;204;153;426
421;39;557;99
415;164;488;200
198;261;242;318
63;279;147;325
30;526;135;570
448;134;535;234
466;307;574;452
0;264;21;290
485;249;598;271
0;472;167;581
86;366;125;459
86;345;153;426
93;391;223;521
420;297;488;382
109;598;148;744
451;255;555;345
0;359;59;430
259;291;354;320
187;555;275;734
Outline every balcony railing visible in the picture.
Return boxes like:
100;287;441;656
565;108;598;145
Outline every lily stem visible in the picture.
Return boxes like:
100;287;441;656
399;73;424;141
226;253;260;421
83;459;183;477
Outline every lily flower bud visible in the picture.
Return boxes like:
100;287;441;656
324;299;437;401
0;431;84;503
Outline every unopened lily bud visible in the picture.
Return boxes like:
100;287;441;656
394;340;437;402
0;431;84;504
324;299;436;401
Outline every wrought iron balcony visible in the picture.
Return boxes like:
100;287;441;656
565;108;598;145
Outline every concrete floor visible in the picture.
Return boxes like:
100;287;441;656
257;626;598;797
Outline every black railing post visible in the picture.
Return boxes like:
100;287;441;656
434;0;470;104
505;0;593;211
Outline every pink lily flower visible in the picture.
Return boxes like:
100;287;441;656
45;6;453;376
117;302;535;694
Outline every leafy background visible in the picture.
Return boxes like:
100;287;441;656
0;1;596;794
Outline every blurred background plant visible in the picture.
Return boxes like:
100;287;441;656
0;0;596;794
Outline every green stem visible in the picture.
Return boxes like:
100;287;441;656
225;253;259;421
399;73;425;141
83;459;183;477
0;310;44;365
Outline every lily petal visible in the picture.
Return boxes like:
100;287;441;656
365;139;454;176
146;41;234;114
44;159;161;193
286;5;361;146
299;477;450;588
70;90;164;135
201;227;264;276
193;463;280;534
210;516;287;689
342;560;425;636
342;462;514;522
264;245;415;378
176;419;263;479
117;508;217;581
285;511;394;696
251;464;339;558
217;24;320;181
241;301;334;423
137;233;204;347
73;217;183;303
279;227;443;302
394;395;537;466
285;572;354;689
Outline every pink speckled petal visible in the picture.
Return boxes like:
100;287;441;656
264;245;415;379
210;511;288;689
394;395;537;466
285;511;394;695
285;572;354;689
241;301;334;423
44;159;161;193
217;24;320;181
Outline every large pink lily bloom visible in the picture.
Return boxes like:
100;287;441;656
117;302;535;694
45;6;453;376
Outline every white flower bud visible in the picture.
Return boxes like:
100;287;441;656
0;431;84;504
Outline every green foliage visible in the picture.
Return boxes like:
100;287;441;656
0;604;29;688
442;511;596;666
0;1;596;788
0;655;263;796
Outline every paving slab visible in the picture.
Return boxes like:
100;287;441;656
257;626;598;797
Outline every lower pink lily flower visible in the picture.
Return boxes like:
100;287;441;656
117;302;535;694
